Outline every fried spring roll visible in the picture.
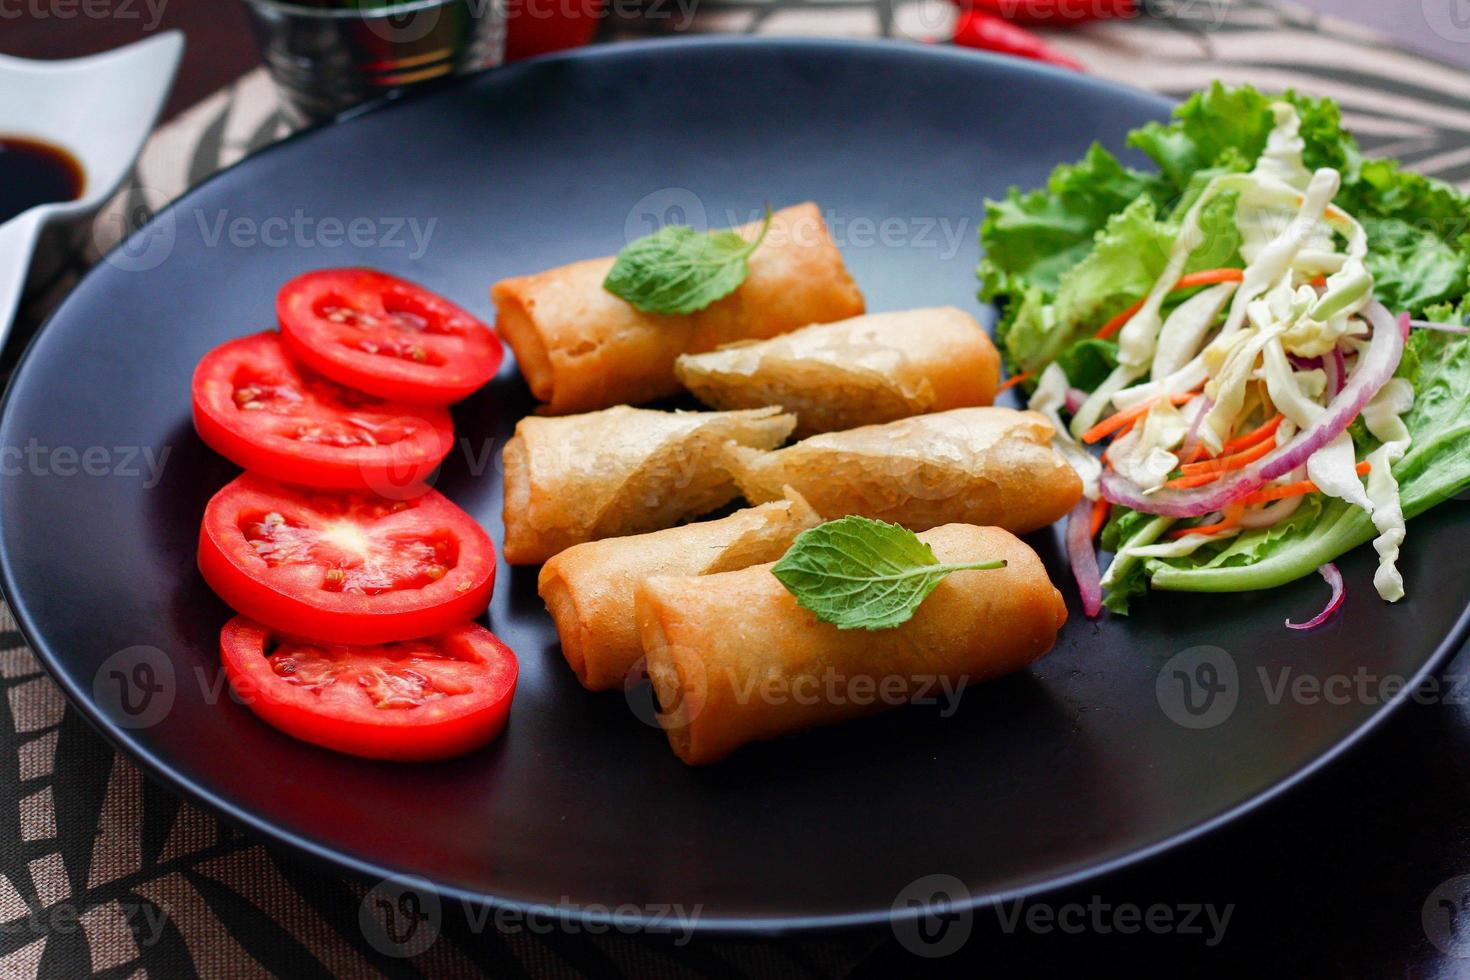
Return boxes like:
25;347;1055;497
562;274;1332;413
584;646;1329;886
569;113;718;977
638;523;1067;765
502;405;795;565
491;203;865;415
674;307;1000;437
538;489;821;691
724;407;1082;536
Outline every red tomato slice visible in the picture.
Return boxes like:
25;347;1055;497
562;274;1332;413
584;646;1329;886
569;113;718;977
277;269;502;404
221;617;517;761
199;474;495;644
192;332;455;493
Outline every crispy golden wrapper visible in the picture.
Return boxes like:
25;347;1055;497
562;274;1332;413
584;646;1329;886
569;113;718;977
502;405;795;565
492;203;865;415
724;407;1082;535
638;523;1067;765
675;307;1000;437
538;489;821;691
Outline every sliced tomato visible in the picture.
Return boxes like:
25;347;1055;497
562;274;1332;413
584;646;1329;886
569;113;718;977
221;617;517;761
277;269;502;404
192;332;454;493
199;474;495;644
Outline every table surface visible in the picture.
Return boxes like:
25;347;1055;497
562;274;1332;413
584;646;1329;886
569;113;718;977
6;3;1470;978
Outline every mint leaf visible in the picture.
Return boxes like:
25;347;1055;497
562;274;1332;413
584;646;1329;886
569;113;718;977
771;516;1006;631
603;207;771;315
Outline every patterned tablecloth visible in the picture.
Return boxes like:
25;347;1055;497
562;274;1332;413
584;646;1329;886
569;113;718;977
4;1;1470;976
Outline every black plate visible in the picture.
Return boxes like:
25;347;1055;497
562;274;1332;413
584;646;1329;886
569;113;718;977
2;38;1467;932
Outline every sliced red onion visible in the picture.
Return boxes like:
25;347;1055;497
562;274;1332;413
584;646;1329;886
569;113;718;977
1286;562;1345;630
1065;388;1087;414
1101;301;1404;518
1409;318;1470;334
1325;347;1346;398
1288;354;1322;372
1179;396;1214;462
1399;312;1410;340
1065;499;1103;619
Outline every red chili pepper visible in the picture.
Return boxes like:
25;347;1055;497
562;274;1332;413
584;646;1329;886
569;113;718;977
960;0;1138;25
952;9;1086;70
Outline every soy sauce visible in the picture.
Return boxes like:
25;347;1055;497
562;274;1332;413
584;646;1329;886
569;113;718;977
0;137;84;224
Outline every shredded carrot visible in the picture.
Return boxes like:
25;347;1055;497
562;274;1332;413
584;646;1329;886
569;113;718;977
1181;442;1209;465
1165;472;1220;490
1219;413;1284;456
1177;436;1275;478
996;371;1032;393
1094;268;1246;340
1081;393;1196;445
1167;505;1245;540
1090;496;1110;539
1239;461;1372;506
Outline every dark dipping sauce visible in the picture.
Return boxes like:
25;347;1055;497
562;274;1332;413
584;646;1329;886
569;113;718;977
0;137;84;224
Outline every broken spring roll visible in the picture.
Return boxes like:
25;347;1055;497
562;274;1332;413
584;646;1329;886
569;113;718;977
491;203;865;415
539;489;821;691
725;407;1082;536
502;405;795;565
674;307;1001;437
638;523;1067;765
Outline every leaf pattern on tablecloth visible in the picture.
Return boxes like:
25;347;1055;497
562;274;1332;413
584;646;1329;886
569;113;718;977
5;0;1470;975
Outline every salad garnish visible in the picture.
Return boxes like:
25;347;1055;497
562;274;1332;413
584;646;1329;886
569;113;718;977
981;83;1470;619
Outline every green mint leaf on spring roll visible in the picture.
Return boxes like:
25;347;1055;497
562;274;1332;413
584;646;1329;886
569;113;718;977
772;516;1007;631
603;206;772;315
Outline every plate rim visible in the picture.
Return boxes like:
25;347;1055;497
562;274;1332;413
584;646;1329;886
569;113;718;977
2;34;1467;935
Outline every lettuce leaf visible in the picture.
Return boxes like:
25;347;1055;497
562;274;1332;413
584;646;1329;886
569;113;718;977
999;187;1243;375
1055;337;1120;393
1127;82;1358;193
980;144;1168;304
